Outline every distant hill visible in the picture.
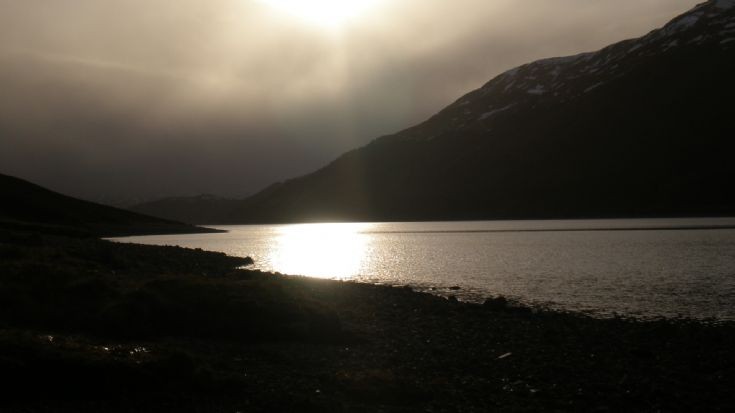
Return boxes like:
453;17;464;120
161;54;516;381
135;0;735;224
0;173;218;236
130;195;240;225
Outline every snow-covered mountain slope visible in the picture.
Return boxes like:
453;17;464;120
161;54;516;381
403;0;735;143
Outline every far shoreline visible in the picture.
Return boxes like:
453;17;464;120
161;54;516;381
107;217;735;323
128;215;735;232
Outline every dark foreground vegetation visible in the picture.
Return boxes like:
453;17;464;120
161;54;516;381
1;227;734;412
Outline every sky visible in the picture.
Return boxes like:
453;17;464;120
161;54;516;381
0;0;698;205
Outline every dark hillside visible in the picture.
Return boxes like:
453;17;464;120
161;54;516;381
225;0;735;223
0;173;217;236
130;194;240;225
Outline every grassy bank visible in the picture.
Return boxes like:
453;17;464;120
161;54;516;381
1;228;733;412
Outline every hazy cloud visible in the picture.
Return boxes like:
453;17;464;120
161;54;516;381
0;0;697;204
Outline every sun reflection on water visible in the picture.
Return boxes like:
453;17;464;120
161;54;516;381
268;223;372;279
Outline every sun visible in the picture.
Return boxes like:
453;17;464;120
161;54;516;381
257;0;383;28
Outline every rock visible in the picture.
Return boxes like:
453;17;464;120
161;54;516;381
483;296;509;311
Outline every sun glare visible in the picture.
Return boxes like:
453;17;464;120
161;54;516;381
257;0;383;28
269;223;372;279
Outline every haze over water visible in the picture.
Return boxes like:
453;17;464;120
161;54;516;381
115;218;735;320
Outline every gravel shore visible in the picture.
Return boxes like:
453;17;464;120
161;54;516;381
1;228;733;412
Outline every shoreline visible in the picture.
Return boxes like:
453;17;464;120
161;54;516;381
109;218;735;323
1;228;734;411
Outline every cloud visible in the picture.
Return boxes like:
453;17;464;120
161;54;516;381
0;0;698;203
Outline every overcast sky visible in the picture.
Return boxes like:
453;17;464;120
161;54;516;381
0;0;698;204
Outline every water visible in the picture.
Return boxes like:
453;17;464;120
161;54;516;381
112;218;735;320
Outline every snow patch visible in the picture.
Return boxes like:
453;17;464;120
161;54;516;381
669;14;702;32
584;82;605;94
478;104;516;121
527;85;546;95
502;67;520;79
536;53;590;66
689;35;705;44
664;39;680;50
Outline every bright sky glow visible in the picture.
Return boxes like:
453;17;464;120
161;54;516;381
0;0;698;201
257;0;384;28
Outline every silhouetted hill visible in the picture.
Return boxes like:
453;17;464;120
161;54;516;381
130;195;240;225
214;0;735;223
0;173;218;236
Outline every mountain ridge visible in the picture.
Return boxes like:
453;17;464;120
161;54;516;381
131;194;241;225
133;0;735;224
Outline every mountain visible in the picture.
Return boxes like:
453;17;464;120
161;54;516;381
130;195;240;225
141;0;735;224
0;173;218;236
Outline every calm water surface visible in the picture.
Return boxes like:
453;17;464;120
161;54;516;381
113;218;735;320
